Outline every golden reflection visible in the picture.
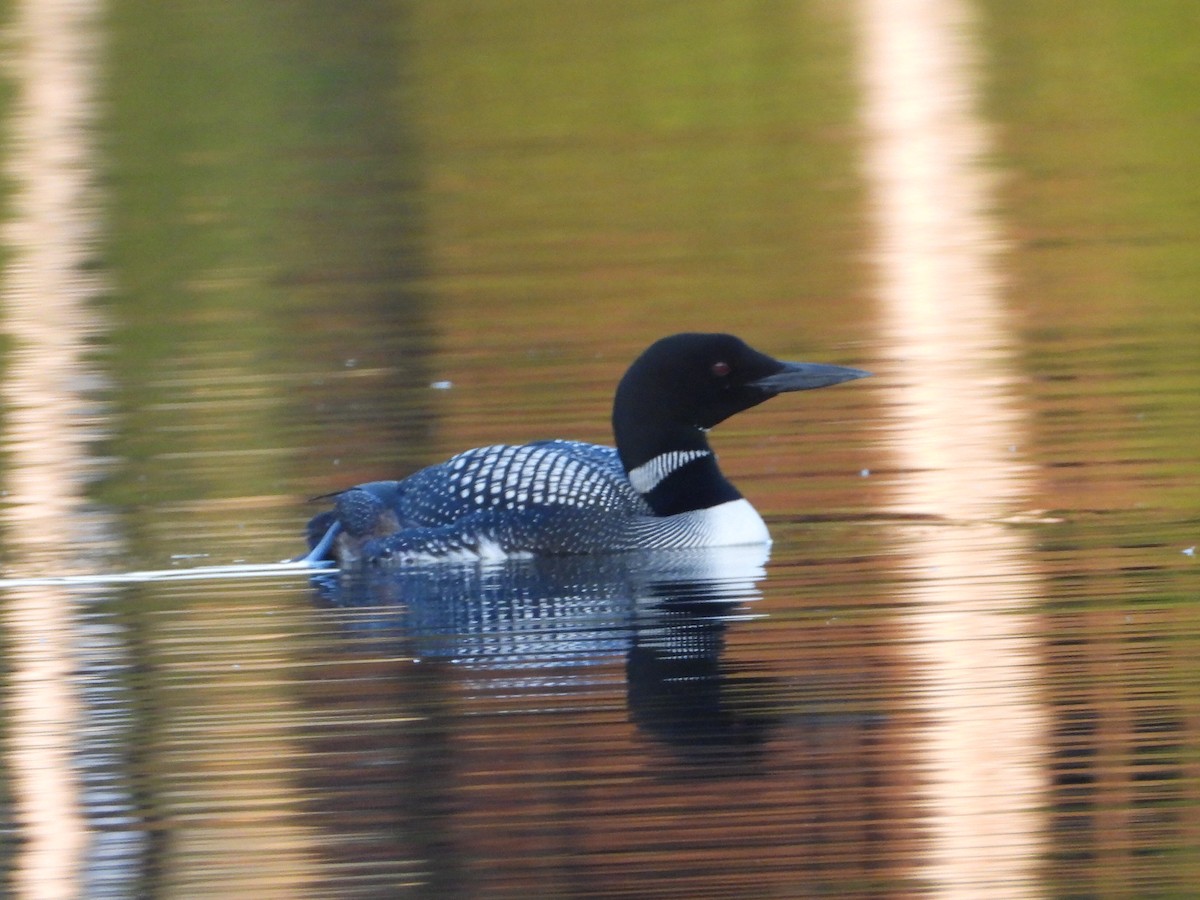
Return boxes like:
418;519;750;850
148;605;325;898
857;0;1048;897
0;2;109;898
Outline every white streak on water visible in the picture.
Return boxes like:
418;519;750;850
0;560;335;589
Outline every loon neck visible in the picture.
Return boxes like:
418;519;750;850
617;426;743;517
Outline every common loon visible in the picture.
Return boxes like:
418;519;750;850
304;333;869;566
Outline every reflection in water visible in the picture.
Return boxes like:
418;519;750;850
315;546;775;760
0;0;1191;895
858;0;1048;896
148;594;323;899
300;546;909;894
304;546;826;894
73;606;146;899
0;2;139;899
626;606;779;763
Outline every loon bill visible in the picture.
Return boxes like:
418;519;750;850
303;332;869;567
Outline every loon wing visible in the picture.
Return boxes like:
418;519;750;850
307;439;767;566
307;440;651;564
391;440;649;527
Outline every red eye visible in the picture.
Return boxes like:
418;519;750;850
711;361;731;377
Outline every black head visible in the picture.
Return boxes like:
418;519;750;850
613;332;868;450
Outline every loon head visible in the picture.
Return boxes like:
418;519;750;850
612;333;870;514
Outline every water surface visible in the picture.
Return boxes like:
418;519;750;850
2;1;1199;897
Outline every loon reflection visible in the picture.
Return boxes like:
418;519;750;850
313;545;781;757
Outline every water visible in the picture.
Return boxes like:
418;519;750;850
2;1;1199;897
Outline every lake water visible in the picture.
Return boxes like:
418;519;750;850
2;1;1198;897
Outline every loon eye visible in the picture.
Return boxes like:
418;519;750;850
711;361;731;377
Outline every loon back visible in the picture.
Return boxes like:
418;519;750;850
305;333;869;566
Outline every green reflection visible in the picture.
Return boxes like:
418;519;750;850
981;0;1200;514
979;2;1200;894
102;2;430;541
411;1;865;336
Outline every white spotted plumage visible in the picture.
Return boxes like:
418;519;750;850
403;440;649;522
332;441;771;563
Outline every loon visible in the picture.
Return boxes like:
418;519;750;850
304;333;869;566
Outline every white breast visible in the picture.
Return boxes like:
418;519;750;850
632;497;770;549
691;498;771;546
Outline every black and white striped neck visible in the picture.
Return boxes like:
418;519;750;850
625;445;742;517
626;449;712;494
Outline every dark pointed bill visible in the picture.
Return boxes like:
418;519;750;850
749;361;871;394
